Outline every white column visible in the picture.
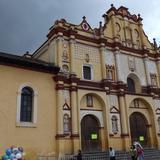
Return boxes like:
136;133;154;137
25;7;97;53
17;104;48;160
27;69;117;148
56;83;64;135
71;84;78;135
143;56;150;85
119;95;128;135
114;48;122;82
70;38;76;74
100;43;106;79
57;36;63;70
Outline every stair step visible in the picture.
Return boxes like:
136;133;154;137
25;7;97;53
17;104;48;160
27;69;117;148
59;148;160;160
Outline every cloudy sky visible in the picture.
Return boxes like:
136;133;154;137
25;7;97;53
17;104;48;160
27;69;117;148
0;0;160;55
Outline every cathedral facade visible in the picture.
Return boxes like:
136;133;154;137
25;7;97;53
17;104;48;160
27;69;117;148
1;4;160;159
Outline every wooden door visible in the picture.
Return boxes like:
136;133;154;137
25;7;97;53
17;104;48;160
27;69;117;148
81;115;101;152
130;112;149;147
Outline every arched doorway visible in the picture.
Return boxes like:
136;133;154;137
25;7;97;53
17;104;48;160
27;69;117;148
130;112;149;147
81;115;101;152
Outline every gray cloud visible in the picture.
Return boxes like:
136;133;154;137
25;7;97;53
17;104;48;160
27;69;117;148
0;0;159;55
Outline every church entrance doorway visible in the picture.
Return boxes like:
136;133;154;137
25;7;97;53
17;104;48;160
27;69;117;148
130;112;149;147
81;115;101;152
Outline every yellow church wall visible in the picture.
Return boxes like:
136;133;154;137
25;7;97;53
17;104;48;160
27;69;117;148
56;139;73;155
108;137;123;150
0;65;57;159
72;42;102;81
73;59;102;81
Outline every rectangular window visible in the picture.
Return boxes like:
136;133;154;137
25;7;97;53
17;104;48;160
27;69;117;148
83;66;91;80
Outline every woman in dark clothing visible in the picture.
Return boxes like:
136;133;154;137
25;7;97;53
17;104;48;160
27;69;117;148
77;150;82;160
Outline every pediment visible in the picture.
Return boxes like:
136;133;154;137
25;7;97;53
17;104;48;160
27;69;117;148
156;108;160;115
76;16;93;32
63;102;70;110
110;106;119;114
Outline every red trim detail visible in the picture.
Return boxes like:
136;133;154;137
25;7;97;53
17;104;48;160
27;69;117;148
71;134;79;138
70;86;78;92
109;134;114;137
55;84;64;90
53;73;160;97
80;108;102;111
55;134;66;139
121;134;129;137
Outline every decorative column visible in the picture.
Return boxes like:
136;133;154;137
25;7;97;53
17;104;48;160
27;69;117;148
70;75;80;153
53;74;65;155
110;13;116;39
118;90;130;150
143;54;150;86
156;59;160;87
114;47;122;82
57;87;64;134
100;43;106;79
57;34;63;69
104;91;111;149
119;95;128;135
130;26;137;49
137;14;145;48
69;36;76;74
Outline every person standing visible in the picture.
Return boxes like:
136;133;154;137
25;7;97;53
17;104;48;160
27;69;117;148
136;145;144;160
76;149;82;160
129;145;137;160
109;147;116;160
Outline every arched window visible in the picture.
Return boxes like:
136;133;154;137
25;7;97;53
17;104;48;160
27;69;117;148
20;87;33;122
158;117;160;132
127;77;135;92
111;115;118;134
63;114;71;133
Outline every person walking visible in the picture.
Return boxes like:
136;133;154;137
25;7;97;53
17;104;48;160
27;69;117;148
109;147;116;160
129;145;137;160
136;145;144;160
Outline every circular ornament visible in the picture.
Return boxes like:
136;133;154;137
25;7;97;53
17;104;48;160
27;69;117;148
82;22;89;31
